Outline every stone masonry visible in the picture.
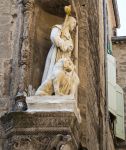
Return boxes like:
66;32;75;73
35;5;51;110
112;36;126;149
0;0;14;115
0;0;117;150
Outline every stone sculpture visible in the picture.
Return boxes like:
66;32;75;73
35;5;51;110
46;134;75;150
42;5;77;83
35;5;79;96
35;58;79;96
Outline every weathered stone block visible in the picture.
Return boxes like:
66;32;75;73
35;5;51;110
1;111;80;150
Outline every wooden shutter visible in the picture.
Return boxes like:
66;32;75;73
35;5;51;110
107;54;116;116
115;84;125;140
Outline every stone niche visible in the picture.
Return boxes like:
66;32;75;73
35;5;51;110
30;0;69;90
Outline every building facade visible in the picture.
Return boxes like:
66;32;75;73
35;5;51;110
0;0;125;150
112;36;126;149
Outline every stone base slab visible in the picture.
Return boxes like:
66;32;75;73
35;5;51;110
26;96;81;122
26;96;76;111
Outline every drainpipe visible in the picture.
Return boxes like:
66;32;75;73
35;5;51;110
103;0;109;150
112;0;120;28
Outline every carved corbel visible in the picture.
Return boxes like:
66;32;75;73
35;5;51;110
46;134;76;150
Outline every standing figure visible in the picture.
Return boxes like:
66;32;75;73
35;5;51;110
35;6;79;96
42;10;77;83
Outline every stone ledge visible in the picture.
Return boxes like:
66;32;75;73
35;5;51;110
26;96;81;122
26;96;75;111
1;111;77;131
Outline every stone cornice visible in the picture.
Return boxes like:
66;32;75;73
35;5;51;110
0;111;80;149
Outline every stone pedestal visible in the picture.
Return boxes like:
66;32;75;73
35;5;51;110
1;96;81;150
26;96;81;122
26;96;76;111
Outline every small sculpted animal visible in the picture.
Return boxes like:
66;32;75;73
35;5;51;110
35;58;79;96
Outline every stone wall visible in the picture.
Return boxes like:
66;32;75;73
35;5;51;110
0;0;17;114
112;39;126;149
0;0;66;116
8;0;66;98
75;0;106;149
75;0;115;149
107;0;117;37
0;0;16;148
0;0;116;149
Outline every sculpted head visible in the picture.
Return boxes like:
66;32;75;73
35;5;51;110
68;16;77;31
55;58;74;72
65;16;77;32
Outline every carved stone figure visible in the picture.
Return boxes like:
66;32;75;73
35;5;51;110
35;5;79;96
46;134;76;150
35;58;79;96
42;11;77;83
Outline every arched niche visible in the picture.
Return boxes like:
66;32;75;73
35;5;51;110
30;0;70;90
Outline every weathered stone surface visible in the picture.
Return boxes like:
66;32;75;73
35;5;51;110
0;0;117;149
1;111;80;150
113;41;126;149
0;0;15;116
75;0;108;149
26;96;81;123
26;96;76;111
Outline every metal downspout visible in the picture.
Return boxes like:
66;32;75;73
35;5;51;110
103;0;109;149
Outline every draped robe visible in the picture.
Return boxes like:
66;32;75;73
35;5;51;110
42;25;74;83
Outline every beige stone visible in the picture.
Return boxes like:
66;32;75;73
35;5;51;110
26;95;81;123
35;58;79;96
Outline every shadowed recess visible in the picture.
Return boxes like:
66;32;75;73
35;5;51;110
37;0;70;17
